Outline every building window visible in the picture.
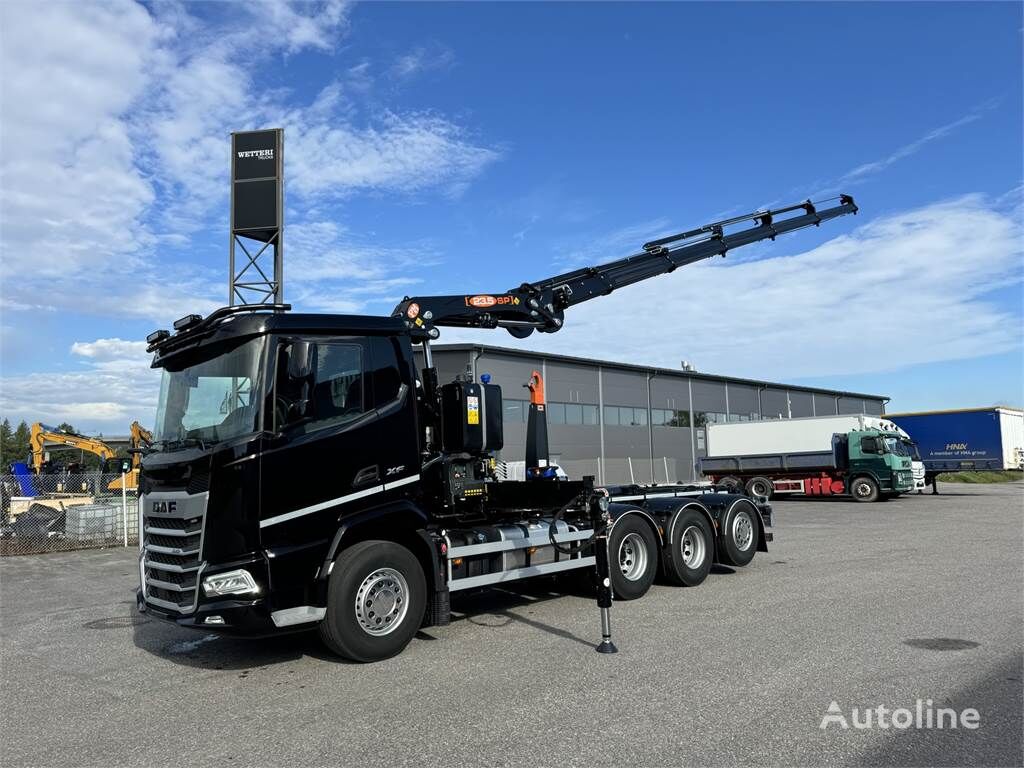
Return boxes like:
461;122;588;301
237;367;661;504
503;399;527;423
669;410;691;428
603;405;620;426
535;400;598;426
561;403;580;425
695;411;729;427
652;409;691;428
547;402;565;425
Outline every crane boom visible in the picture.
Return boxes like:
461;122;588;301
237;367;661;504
393;195;857;339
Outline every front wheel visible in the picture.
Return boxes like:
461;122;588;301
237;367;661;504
319;540;426;662
850;476;880;503
608;515;658;600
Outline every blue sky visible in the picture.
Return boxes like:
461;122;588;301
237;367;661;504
0;1;1021;433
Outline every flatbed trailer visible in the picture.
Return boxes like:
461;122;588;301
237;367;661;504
137;189;856;661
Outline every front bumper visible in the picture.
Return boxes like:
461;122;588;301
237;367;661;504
136;588;289;637
138;552;320;637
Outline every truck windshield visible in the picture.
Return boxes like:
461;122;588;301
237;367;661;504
153;338;264;449
883;436;908;456
903;440;921;461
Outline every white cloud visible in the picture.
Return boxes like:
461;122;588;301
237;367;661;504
1;338;158;433
284;107;499;198
0;0;499;327
70;338;149;361
828;101;997;190
444;196;1024;380
389;43;456;79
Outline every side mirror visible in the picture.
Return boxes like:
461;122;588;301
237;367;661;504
286;400;311;422
287;340;315;380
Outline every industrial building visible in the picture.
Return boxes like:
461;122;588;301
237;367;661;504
430;344;888;485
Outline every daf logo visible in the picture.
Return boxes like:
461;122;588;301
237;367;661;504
152;501;177;514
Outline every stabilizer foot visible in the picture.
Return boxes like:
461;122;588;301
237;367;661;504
596;639;618;654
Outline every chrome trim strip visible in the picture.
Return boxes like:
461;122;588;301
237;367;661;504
384;474;420;491
144;559;200;573
145;578;195;592
448;529;593;558
146;543;201;556
612;490;706;502
448;557;596;592
145;595;193;613
260;474;421;528
271;606;326;627
145;526;198;537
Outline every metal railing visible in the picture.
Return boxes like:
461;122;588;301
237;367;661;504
1;472;138;555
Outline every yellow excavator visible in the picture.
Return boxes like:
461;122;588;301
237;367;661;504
28;422;151;491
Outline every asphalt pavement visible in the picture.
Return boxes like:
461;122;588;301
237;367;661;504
2;482;1021;767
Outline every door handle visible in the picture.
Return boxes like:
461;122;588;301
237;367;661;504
353;465;380;487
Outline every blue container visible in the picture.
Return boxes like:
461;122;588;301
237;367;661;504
888;410;1004;471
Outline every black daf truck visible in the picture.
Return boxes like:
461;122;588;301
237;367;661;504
137;195;857;661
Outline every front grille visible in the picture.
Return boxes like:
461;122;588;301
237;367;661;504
141;492;208;615
187;471;210;495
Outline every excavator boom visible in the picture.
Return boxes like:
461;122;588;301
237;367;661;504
29;423;116;473
393;195;857;339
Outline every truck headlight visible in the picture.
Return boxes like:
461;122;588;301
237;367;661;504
202;569;259;597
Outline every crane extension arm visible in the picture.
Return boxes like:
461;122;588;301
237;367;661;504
393;195;857;340
29;423;116;473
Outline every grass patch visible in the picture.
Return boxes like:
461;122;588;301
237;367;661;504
937;470;1023;484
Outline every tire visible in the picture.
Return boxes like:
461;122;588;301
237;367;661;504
663;508;713;587
719;501;758;567
716;475;742;493
744;476;774;500
608;514;658;600
849;476;880;503
319;540;426;662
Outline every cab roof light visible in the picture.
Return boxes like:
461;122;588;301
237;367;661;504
146;329;170;345
173;314;203;331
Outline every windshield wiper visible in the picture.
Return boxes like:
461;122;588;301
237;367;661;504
153;436;207;452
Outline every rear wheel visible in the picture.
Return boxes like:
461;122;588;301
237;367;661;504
744;476;774;500
608;515;658;600
663;508;713;587
850;476;880;503
319;540;426;662
719;501;758;567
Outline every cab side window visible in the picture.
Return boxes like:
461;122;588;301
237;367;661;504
369;337;403;406
311;343;364;425
277;341;367;433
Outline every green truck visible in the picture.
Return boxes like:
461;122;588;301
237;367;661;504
700;416;915;502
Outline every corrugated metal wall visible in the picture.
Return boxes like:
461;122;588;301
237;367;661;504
427;346;887;485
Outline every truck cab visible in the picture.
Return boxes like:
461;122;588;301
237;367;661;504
139;312;422;631
846;429;914;499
